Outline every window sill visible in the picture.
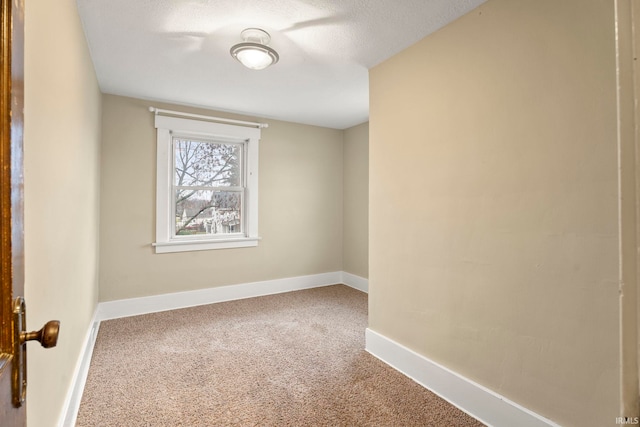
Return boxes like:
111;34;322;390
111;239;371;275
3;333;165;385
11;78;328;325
153;237;261;254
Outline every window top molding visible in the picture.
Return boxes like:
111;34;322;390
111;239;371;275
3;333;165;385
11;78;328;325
150;106;269;129
154;115;261;140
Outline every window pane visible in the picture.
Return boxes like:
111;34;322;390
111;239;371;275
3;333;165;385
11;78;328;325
175;189;242;236
174;138;241;187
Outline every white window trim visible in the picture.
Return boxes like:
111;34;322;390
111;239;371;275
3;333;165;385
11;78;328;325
152;115;260;253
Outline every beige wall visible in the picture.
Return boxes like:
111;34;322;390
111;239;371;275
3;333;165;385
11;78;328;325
24;0;102;426
369;1;621;426
343;123;369;278
618;0;640;417
99;95;344;301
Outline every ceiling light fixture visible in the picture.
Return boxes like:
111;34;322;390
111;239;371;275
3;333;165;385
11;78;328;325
230;28;279;70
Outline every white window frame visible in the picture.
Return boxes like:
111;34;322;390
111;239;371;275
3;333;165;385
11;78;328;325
153;115;260;253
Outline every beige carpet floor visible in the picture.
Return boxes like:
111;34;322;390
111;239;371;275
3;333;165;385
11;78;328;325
76;285;485;426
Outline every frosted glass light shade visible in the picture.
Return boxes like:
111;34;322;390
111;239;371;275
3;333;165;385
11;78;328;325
230;28;279;70
231;43;279;70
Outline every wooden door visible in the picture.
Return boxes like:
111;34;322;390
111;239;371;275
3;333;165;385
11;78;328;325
0;0;25;424
0;1;59;424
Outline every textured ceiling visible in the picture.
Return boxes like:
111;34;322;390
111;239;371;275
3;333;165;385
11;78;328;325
77;0;485;129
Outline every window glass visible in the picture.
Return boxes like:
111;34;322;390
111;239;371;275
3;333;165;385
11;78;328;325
173;138;242;187
173;137;244;238
175;189;242;236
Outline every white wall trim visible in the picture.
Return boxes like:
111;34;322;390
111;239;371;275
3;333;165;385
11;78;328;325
365;328;561;427
96;271;343;321
57;314;101;427
341;271;368;293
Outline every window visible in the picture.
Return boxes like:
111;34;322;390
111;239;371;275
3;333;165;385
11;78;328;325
153;115;260;253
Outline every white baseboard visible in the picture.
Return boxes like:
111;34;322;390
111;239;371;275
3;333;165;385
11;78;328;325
365;329;561;427
96;271;344;321
57;315;101;427
341;271;368;293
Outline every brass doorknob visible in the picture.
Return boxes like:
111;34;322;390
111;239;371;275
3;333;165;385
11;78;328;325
11;297;61;407
21;320;60;348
